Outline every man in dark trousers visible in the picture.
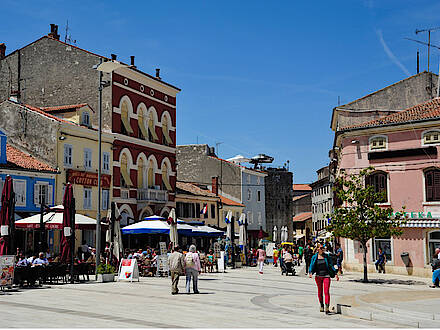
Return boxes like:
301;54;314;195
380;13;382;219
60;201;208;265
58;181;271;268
304;241;314;275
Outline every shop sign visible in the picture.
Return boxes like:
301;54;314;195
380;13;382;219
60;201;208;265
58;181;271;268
117;258;139;282
391;211;435;219
67;170;111;188
0;255;15;288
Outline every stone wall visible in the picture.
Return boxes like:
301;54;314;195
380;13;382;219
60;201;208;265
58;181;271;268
264;168;293;241
0;36;113;129
0;100;58;167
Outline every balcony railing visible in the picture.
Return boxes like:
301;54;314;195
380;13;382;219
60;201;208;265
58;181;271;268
137;188;168;202
120;189;130;199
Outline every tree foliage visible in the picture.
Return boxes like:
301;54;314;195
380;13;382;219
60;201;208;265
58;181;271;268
327;167;406;282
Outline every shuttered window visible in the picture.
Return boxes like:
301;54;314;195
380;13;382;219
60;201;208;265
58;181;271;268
366;172;387;202
120;154;133;187
138;109;148;140
161;163;172;191
425;169;440;201
34;182;53;207
137;158;144;189
121;101;133;134
162;114;173;146
148;112;159;141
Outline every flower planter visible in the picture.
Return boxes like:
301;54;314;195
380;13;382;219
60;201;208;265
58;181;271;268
97;273;115;283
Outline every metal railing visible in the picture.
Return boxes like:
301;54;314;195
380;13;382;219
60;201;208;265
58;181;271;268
137;188;168;202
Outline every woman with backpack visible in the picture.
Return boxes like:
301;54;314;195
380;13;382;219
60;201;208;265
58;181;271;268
184;244;201;294
309;244;339;314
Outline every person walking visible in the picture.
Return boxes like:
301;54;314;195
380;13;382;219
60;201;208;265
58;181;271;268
273;247;279;267
257;245;266;274
304;243;314;275
335;242;343;275
430;248;440;288
309;244;339;314
184;244;201;294
168;246;185;295
375;248;386;273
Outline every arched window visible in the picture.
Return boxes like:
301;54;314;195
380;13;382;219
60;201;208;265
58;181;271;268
120;100;133;135
161;112;172;146
425;168;440;201
137;104;148;140
423;130;440;145
366;171;387;202
161;161;172;191
148;108;159;142
147;159;155;188
137;158;145;189
120;153;133;187
428;231;440;260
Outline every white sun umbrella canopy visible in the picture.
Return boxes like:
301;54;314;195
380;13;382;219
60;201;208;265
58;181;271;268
225;210;233;241
168;208;178;248
238;213;246;246
273;226;278;243
105;204;123;261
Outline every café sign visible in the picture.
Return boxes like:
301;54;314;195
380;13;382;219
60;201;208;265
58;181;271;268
67;169;111;188
391;211;436;219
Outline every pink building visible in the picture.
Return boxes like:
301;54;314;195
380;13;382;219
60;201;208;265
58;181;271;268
334;98;440;277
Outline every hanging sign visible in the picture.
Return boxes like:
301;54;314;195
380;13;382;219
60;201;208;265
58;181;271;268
0;255;15;288
67;170;111;188
117;258;139;282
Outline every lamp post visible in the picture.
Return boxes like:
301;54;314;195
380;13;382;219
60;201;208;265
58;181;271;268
93;59;129;274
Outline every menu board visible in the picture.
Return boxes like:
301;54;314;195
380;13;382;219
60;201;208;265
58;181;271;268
0;255;15;288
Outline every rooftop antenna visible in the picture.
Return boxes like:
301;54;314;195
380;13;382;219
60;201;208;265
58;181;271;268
414;27;440;72
417;49;420;74
64;20;77;45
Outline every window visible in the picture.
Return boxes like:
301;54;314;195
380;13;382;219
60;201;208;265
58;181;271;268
423;130;440;145
64;144;73;167
161;161;172;191
366;171;387;202
247;189;252;201
373;238;392;262
162;113;173;146
121;100;133;134
34;183;53;206
137;106;148;140
103;152;110;173
257;190;261;202
83;187;92;210
102;189;109;210
369;136;387;151
257;176;261;185
428;231;440;261
84;148;92;170
13;180;26;207
138;158;145;189
147;160;155;188
247;174;251;184
120;153;132;188
81;111;90;126
258;212;262;225
148;110;159;142
247;211;252;224
425;169;440;202
211;204;215;219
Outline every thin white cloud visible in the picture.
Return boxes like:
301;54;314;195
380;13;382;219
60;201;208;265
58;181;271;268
376;29;410;76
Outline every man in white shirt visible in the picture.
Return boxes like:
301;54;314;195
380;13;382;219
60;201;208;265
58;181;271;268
32;252;49;266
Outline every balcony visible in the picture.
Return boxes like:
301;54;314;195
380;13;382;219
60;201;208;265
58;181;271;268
120;189;130;199
137;188;168;203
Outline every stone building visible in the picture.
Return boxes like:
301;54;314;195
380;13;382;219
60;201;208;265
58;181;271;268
310;166;332;238
0;24;180;223
331;71;439;132
292;184;312;242
176;144;266;244
263;167;293;243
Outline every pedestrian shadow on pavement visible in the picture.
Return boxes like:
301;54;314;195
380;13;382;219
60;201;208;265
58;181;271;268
348;278;426;286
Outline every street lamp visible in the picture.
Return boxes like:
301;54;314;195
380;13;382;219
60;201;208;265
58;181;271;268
93;59;129;274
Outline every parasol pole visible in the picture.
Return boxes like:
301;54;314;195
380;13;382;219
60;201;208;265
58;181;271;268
70;194;76;284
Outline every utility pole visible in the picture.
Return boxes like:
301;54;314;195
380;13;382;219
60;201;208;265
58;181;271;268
415;26;440;72
96;58;103;273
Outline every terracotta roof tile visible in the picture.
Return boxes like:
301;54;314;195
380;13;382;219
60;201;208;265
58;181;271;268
342;98;440;130
293;184;312;191
41;103;91;113
220;195;244;207
2;145;57;173
293;194;310;202
176;181;218;198
292;212;312;222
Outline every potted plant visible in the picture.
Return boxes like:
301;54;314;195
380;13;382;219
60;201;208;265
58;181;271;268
96;264;116;283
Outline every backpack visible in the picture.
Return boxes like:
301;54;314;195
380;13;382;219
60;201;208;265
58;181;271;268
185;253;195;267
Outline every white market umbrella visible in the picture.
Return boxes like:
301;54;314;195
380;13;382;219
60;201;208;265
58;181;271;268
225;210;232;241
15;205;103;230
106;204;123;261
168;208;178;247
238;213;246;246
273;226;278;242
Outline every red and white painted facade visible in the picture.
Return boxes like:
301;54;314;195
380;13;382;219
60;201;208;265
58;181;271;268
111;69;180;225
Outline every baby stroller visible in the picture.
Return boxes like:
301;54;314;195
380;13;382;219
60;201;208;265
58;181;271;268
281;261;296;276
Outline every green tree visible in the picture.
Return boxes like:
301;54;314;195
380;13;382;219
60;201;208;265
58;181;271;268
327;167;406;283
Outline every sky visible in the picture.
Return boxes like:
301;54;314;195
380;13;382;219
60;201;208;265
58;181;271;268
2;0;440;183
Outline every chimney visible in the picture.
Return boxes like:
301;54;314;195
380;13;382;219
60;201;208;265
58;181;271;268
111;54;117;61
130;56;135;67
0;43;6;60
156;68;161;80
48;24;60;40
0;131;7;165
211;177;219;195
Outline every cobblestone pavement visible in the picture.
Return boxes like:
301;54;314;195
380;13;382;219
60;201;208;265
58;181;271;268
0;264;427;328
